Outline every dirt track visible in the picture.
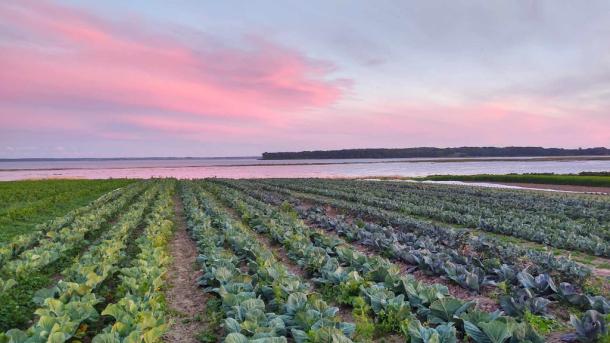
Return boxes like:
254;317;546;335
164;195;208;343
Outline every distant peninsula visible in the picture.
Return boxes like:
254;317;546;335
261;146;610;160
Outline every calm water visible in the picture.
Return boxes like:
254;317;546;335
1;157;609;181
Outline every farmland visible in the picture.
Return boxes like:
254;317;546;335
0;179;134;243
0;179;609;342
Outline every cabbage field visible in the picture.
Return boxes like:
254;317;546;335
0;179;608;342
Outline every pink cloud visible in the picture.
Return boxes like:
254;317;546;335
0;1;346;127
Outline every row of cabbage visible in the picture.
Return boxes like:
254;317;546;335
262;179;610;257
0;182;148;330
218;179;610;342
0;184;124;266
234;180;590;285
203;181;548;343
390;180;608;219
0;182;146;284
91;180;175;342
0;182;161;342
305;206;609;316
181;181;355;342
303;205;610;338
324;179;609;222
293;178;610;227
225;180;609;314
352;180;610;256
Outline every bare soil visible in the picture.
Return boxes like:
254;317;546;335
164;195;210;343
376;334;407;343
254;227;310;281
592;266;610;277
545;331;573;343
324;205;342;217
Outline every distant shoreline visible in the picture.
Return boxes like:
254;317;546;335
262;146;610;160
1;155;609;172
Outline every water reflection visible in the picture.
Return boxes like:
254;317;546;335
1;158;609;181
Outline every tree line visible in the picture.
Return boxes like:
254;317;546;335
261;146;610;160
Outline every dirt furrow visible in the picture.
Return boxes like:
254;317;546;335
164;195;211;343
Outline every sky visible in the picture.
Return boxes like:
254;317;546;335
1;1;609;158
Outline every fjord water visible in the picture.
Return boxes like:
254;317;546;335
1;157;609;181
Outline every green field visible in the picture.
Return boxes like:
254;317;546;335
0;178;608;342
0;179;134;243
418;173;610;187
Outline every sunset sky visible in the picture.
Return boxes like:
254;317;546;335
1;1;609;158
